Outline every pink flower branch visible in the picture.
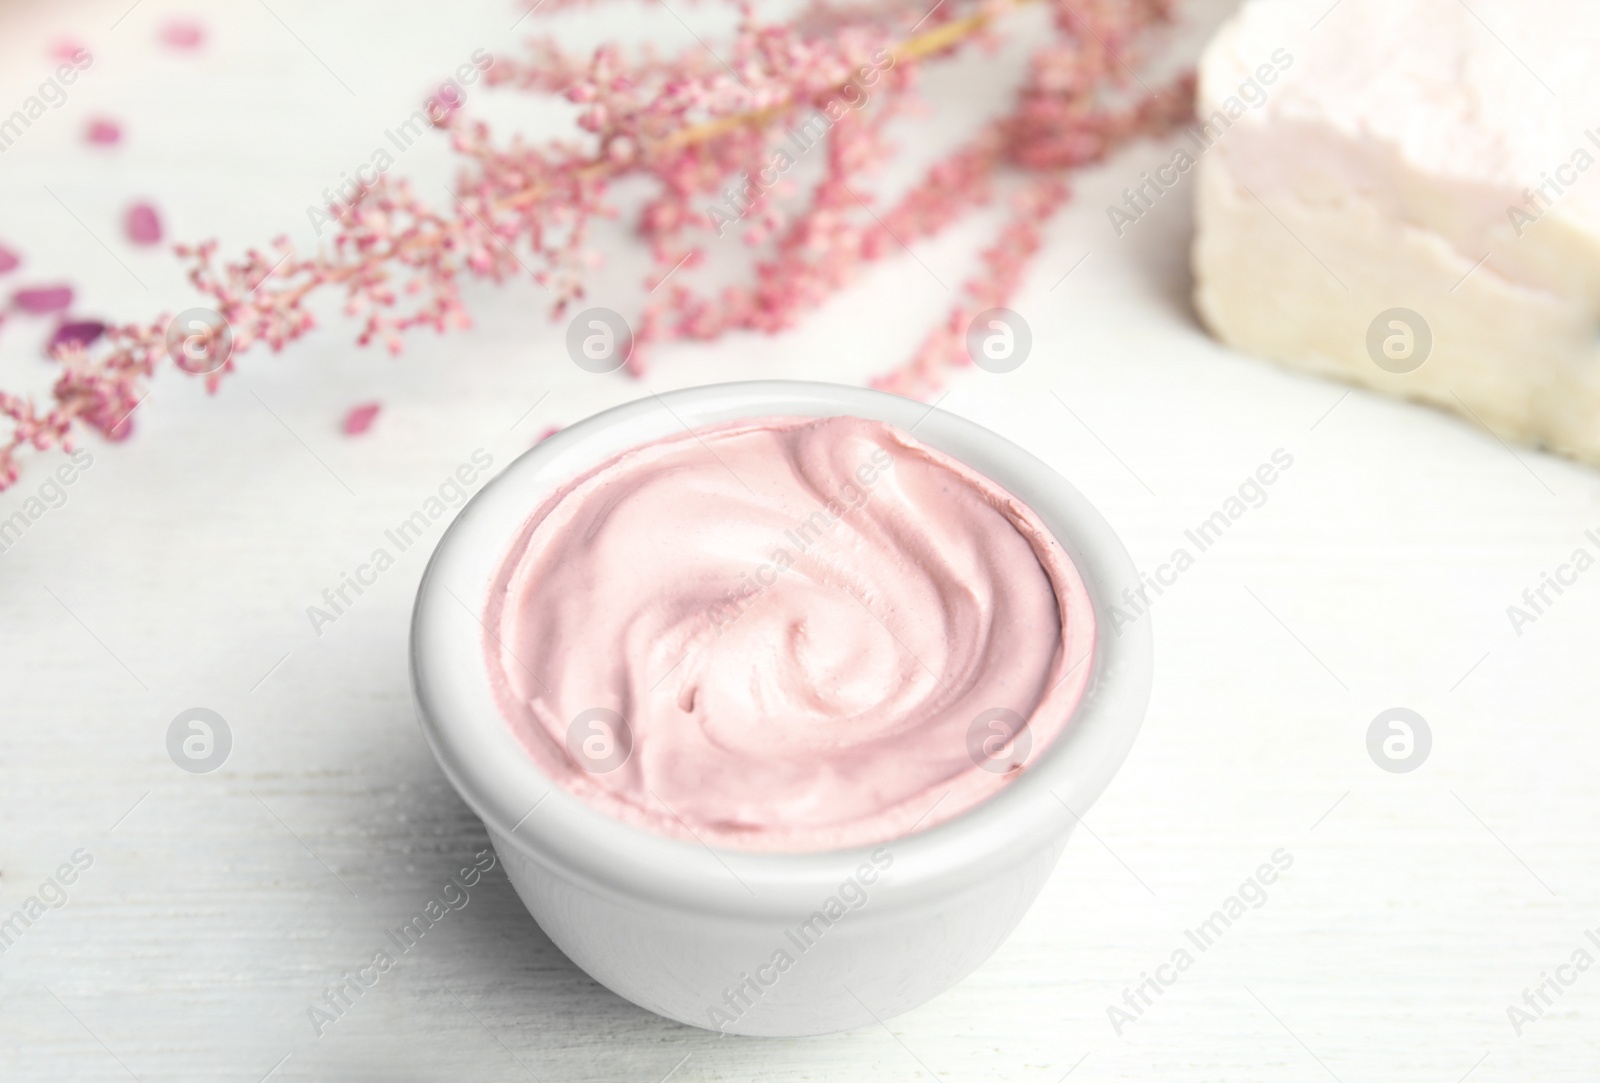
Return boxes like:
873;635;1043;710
0;0;1190;489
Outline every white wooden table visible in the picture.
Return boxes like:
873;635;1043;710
2;0;1597;1079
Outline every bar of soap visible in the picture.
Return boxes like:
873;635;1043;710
1192;0;1600;464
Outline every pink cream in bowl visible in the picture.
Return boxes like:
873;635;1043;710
484;414;1095;852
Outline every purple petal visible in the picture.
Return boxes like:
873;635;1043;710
0;245;18;276
48;320;106;352
126;203;163;246
14;285;73;314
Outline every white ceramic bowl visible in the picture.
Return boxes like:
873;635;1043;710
410;380;1152;1037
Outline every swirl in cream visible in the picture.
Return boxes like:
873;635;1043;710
484;415;1095;852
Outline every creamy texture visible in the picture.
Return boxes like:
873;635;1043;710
484;415;1094;852
1193;0;1600;465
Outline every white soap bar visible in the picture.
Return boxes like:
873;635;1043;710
1192;0;1600;464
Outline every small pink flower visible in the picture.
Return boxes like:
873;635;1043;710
126;203;164;246
160;18;206;51
427;84;465;124
0;245;18;276
48;320;107;353
13;286;73;314
342;402;381;436
86;118;122;146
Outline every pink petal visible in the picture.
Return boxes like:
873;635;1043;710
50;38;87;63
126;203;163;246
0;245;18;276
428;83;464;123
48;320;106;352
160;18;205;50
342;402;381;436
86;118;122;145
534;424;562;445
13;286;73;314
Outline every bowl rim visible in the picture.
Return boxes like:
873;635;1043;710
410;380;1152;919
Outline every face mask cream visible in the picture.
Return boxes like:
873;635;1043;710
484;414;1094;852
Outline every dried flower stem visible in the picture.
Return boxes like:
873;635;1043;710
0;0;1190;489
